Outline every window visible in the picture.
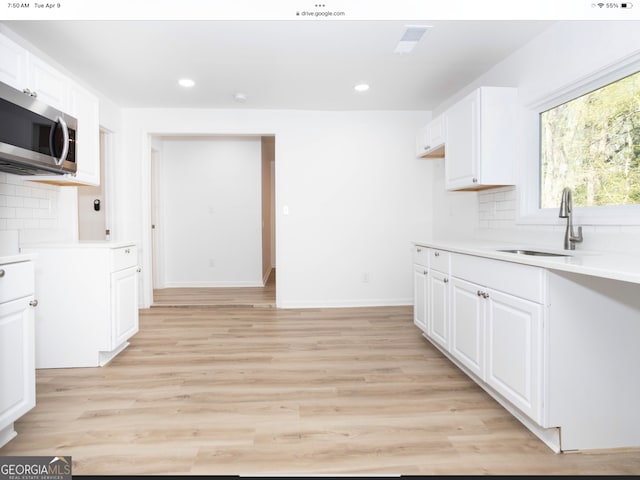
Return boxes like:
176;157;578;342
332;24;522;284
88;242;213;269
539;70;640;209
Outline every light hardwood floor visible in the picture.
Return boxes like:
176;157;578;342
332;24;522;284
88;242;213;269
2;302;640;475
152;269;276;307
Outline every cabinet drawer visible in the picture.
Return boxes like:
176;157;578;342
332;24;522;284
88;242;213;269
413;245;429;267
111;246;137;272
451;253;545;303
430;249;450;273
0;261;34;303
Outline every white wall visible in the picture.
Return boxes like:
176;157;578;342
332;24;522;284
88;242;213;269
158;136;263;287
431;21;640;252
114;109;432;308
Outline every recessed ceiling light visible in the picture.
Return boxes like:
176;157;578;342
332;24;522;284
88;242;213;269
233;92;247;103
354;83;370;92
178;78;195;88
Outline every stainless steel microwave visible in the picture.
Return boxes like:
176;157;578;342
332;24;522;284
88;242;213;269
0;80;77;176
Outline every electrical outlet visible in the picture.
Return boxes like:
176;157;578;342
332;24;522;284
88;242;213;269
362;272;370;283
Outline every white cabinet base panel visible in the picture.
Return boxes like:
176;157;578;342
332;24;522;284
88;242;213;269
99;342;130;367
0;424;18;448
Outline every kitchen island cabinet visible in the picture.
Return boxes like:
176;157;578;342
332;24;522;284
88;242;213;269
21;242;139;368
0;256;36;448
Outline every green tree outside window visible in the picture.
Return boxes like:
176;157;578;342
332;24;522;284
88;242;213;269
540;70;640;208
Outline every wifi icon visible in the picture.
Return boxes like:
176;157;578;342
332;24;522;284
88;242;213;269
598;2;605;6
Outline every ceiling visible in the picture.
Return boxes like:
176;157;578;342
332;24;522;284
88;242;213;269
2;20;554;110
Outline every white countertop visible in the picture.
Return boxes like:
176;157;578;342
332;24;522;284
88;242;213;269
20;240;136;250
0;253;36;265
413;239;640;285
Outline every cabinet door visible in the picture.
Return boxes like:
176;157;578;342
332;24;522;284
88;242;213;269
68;83;100;185
485;289;543;423
111;266;139;348
429;114;446;149
0;297;35;436
450;277;484;378
444;90;479;190
413;264;428;333
0;34;27;90
26;54;68;112
428;269;449;350
416;124;429;157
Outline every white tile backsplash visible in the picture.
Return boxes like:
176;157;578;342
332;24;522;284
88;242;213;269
476;185;640;254
0;174;60;236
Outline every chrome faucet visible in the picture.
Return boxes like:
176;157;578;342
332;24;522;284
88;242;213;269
559;187;583;250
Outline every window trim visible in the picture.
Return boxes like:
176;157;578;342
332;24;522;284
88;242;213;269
517;50;640;226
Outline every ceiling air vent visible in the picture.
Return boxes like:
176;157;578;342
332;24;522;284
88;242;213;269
394;25;433;54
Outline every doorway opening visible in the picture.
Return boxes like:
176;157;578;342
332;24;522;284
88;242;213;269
78;129;112;241
149;134;276;307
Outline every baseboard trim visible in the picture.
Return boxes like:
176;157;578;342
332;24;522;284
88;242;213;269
277;298;413;309
163;281;264;288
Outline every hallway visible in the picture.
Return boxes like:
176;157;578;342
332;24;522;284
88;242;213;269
152;269;276;307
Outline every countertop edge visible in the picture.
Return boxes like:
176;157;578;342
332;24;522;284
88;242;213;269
413;239;640;286
0;253;37;265
20;241;137;250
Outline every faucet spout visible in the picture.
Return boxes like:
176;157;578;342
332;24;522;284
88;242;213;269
559;187;583;250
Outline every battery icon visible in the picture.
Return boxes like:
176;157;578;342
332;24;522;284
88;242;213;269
621;2;633;7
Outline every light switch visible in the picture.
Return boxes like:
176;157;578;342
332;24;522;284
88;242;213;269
283;205;289;215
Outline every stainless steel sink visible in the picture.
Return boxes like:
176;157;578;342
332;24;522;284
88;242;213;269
497;249;571;257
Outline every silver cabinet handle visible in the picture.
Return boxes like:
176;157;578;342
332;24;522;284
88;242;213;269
483;292;490;299
29;299;38;307
125;248;131;254
444;278;449;283
423;270;427;275
417;247;422;253
0;269;4;278
434;251;440;257
472;178;478;183
136;267;142;273
425;145;431;150
477;290;483;297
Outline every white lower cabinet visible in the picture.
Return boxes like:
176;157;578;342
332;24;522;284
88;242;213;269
20;242;139;368
428;264;450;350
111;266;139;348
449;254;545;424
412;247;451;349
413;264;428;333
484;289;542;423
414;245;551;447
413;242;640;452
0;258;36;448
450;277;485;378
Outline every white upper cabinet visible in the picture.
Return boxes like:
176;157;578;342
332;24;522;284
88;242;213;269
0;35;68;111
25;54;69;112
66;83;100;186
0;32;100;186
444;86;520;191
0;34;27;90
416;114;446;159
